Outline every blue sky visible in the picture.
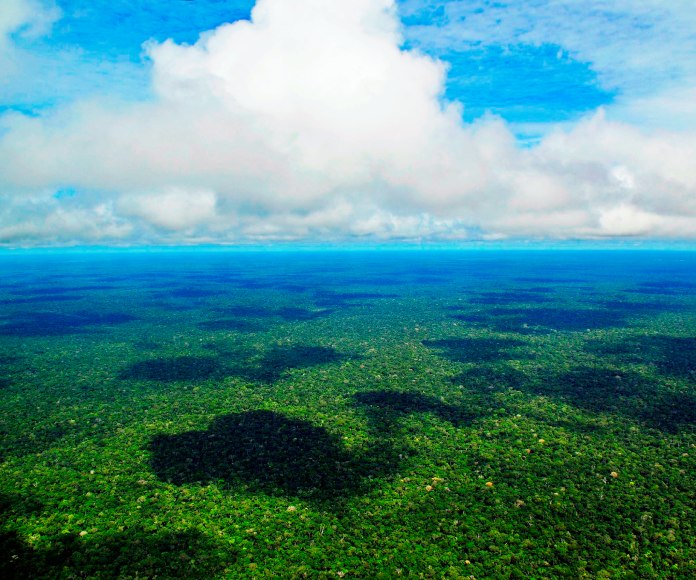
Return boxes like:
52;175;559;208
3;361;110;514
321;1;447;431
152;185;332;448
4;0;613;125
1;0;695;246
36;1;254;58
2;1;255;110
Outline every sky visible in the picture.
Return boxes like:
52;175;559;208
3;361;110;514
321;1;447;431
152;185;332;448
0;0;695;247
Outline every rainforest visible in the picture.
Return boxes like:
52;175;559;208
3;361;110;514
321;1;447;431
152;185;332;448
0;250;694;578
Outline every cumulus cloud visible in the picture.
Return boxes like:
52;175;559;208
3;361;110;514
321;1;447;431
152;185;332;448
0;192;132;245
118;188;218;231
0;0;695;245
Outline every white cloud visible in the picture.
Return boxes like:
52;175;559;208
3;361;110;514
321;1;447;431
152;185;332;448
0;0;148;110
0;193;132;245
596;204;661;238
118;188;218;231
611;87;696;132
0;0;58;42
401;1;696;92
0;0;59;74
0;0;695;245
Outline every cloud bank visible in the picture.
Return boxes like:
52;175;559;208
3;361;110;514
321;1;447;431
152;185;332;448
1;0;695;246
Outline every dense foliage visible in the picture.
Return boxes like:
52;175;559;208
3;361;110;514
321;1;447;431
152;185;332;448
1;251;695;578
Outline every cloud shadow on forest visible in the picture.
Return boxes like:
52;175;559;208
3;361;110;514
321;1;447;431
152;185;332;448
1;516;227;580
422;337;530;364
586;336;696;381
0;311;137;337
354;390;484;430
120;345;353;385
149;410;398;503
450;307;631;334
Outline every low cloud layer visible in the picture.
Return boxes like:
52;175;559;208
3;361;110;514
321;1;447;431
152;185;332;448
1;0;695;246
